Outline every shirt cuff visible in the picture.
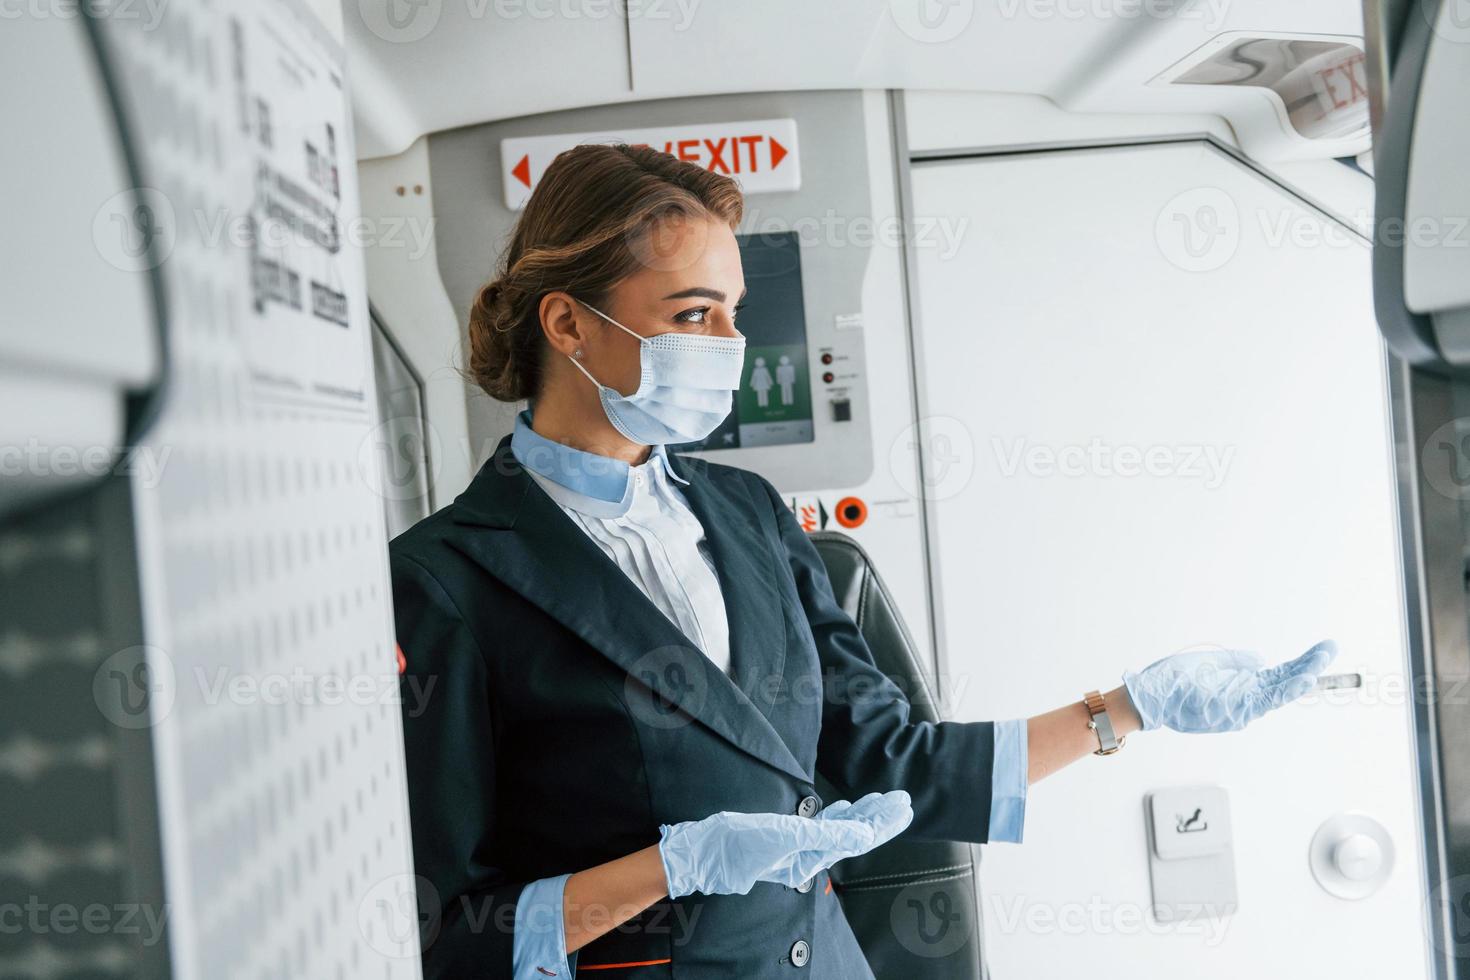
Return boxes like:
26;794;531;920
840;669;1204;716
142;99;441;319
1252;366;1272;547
513;873;574;978
987;718;1029;843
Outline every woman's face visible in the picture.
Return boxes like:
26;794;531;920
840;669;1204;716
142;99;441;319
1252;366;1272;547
579;212;747;397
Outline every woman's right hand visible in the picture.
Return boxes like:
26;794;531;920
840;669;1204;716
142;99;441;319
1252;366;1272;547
1121;640;1337;733
657;790;913;899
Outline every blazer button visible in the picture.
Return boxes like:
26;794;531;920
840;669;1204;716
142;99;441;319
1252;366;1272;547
796;795;821;818
790;939;811;968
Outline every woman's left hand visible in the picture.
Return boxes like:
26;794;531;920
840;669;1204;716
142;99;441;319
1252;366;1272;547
1122;640;1338;734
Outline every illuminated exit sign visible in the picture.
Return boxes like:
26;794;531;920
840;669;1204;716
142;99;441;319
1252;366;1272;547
500;118;800;210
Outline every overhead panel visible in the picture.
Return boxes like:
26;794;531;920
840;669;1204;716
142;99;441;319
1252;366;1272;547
345;0;632;158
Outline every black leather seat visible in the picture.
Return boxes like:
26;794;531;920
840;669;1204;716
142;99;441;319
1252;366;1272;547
809;531;988;980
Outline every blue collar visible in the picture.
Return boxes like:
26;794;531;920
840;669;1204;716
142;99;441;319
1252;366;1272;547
510;410;688;516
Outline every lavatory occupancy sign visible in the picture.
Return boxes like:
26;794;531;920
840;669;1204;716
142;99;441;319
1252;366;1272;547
500;119;799;209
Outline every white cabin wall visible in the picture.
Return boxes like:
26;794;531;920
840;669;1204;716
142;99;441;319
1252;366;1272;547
358;138;478;506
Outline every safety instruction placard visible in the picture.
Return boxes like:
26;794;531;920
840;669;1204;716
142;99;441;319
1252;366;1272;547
501;118;800;209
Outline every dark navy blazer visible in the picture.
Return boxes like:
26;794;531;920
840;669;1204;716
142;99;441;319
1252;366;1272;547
389;436;997;978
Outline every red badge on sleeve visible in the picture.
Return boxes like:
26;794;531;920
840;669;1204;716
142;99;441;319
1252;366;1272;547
396;643;406;675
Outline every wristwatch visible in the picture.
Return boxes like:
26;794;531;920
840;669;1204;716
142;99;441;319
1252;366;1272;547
1083;690;1125;755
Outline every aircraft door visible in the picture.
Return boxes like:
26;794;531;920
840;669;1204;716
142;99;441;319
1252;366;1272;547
908;138;1429;979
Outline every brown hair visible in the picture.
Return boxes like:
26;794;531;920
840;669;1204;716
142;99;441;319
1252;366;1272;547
467;143;745;402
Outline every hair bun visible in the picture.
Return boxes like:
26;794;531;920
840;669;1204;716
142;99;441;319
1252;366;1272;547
466;276;529;401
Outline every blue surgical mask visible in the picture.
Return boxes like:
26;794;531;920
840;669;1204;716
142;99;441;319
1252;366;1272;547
567;300;746;446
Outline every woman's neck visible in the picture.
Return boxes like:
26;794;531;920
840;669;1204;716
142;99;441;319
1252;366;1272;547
528;392;651;466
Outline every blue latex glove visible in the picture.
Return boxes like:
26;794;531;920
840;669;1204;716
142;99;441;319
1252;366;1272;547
658;790;913;899
1122;640;1338;733
813;791;916;842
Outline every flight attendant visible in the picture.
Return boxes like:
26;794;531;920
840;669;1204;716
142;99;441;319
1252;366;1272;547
389;144;1335;979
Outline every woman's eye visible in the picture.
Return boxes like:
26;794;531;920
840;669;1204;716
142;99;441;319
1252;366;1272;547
674;306;711;325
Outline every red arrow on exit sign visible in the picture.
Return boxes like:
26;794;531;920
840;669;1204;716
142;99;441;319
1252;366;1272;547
511;154;531;188
500;118;800;210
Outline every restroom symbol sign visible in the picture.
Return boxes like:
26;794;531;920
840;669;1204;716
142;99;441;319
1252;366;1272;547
501;118;800;209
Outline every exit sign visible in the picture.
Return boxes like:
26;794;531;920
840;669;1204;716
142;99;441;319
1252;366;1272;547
500;118;800;210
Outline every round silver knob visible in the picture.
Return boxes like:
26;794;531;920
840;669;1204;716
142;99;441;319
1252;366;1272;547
1332;833;1383;882
1309;813;1394;900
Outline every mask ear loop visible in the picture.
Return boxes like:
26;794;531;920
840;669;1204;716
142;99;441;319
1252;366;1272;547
566;298;647;391
578;300;647;343
566;350;605;389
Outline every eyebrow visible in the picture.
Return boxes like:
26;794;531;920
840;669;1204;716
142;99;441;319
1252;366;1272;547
662;287;748;303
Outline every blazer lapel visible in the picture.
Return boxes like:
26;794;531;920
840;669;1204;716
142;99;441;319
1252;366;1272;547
668;454;790;729
448;439;810;784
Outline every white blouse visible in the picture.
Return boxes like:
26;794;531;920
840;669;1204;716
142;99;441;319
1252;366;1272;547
522;453;733;676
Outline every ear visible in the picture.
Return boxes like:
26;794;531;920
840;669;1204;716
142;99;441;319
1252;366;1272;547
539;291;588;357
